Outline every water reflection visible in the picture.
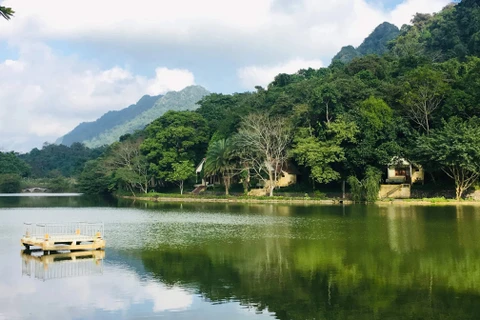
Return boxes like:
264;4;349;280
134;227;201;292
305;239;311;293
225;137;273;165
21;251;105;281
2;201;480;319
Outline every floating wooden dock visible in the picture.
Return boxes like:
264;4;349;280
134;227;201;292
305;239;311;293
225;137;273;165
21;222;106;253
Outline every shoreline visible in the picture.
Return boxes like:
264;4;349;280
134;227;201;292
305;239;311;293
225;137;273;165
119;195;480;206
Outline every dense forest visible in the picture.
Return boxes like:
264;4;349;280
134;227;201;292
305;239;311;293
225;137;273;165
2;0;480;200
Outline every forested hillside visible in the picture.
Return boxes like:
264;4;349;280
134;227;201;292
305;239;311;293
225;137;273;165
76;0;480;200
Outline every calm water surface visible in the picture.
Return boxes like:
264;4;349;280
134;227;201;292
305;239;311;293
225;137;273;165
1;195;480;319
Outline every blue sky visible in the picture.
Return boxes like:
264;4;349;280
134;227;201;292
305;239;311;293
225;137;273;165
0;0;451;152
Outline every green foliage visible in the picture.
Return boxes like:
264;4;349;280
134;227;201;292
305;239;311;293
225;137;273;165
77;160;113;195
142;110;209;183
20;143;104;178
416;116;480;199
165;161;195;194
0;6;14;20
347;176;363;202
347;167;381;202
46;176;73;193
363;167;382;202
0;174;21;193
0;152;30;177
205;138;237;195
291;117;358;185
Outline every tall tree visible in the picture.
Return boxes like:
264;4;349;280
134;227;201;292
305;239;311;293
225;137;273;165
416;117;480;200
291;117;358;185
204;138;237;195
141;111;209;185
400;66;448;134
104;139;151;195
236;113;291;197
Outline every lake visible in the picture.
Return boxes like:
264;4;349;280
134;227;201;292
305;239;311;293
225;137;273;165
1;194;480;319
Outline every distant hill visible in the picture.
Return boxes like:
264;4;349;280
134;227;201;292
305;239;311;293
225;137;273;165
57;85;210;148
57;94;162;146
332;22;400;63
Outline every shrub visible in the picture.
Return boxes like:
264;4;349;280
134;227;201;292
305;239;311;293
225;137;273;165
0;174;21;193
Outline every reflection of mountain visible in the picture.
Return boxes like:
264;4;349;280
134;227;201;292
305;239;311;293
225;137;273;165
21;251;105;281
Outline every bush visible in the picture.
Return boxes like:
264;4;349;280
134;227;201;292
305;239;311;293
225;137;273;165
0;174;21;193
347;176;363;202
47;176;73;193
364;167;382;202
347;167;382;202
313;190;327;199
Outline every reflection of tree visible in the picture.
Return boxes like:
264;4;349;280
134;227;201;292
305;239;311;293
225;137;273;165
138;206;480;320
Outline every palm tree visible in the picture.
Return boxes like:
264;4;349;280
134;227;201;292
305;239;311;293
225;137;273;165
0;6;14;20
204;138;237;195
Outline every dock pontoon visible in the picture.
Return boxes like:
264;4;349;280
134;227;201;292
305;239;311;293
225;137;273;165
21;222;106;253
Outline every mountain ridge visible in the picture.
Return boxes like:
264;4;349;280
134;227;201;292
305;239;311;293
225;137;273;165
57;85;210;148
332;22;400;63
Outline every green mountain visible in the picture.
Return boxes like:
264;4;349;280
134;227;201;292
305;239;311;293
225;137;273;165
389;1;480;62
58;94;162;146
332;22;400;63
57;85;209;148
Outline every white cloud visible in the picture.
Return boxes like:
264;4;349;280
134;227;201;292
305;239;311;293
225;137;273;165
238;58;324;89
146;67;195;96
0;260;193;320
0;42;195;152
0;0;451;62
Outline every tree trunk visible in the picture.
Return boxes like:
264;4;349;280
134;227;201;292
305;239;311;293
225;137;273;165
180;181;184;195
269;186;274;197
224;176;230;196
456;185;462;201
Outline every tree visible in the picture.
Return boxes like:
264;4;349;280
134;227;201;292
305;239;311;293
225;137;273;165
104;139;151;195
416;117;480;200
166;161;194;195
141;111;209;184
205;138;237;195
291;117;358;185
0;174;21;193
236;113;291;197
0;152;30;176
0;6;14;20
400;66;448;134
77;160;113;195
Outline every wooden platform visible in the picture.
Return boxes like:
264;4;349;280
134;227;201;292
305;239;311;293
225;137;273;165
21;222;106;252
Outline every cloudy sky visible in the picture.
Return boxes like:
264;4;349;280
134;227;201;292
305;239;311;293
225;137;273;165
0;0;450;152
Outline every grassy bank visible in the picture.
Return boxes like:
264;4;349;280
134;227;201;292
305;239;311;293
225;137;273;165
118;192;480;206
118;192;343;204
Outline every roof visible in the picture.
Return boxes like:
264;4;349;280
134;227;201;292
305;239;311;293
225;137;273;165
195;158;206;173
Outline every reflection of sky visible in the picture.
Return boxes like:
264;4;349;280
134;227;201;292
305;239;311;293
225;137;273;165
0;250;274;319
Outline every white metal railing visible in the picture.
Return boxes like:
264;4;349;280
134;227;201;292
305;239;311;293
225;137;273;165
23;222;104;239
